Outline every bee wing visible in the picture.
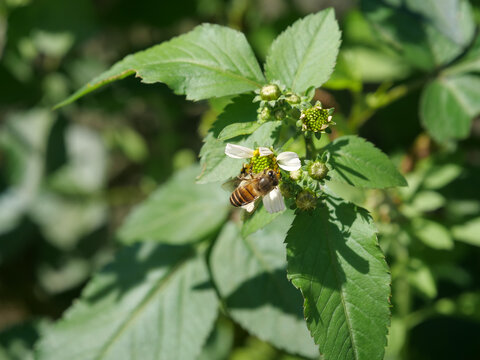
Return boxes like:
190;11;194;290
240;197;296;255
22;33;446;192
221;173;253;193
221;177;241;192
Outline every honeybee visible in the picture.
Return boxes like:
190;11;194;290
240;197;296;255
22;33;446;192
229;169;279;211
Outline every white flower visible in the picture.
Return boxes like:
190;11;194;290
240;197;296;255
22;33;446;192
224;144;301;171
224;144;301;214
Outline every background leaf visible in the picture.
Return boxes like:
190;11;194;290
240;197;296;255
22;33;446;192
420;74;480;142
36;243;218;360
211;214;318;358
324;135;407;188
56;24;265;107
264;8;341;93
285;197;391;360
452;218;480;246
361;0;474;70
118;165;229;244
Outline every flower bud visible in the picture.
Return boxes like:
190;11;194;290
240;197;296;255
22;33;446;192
279;182;294;199
285;93;301;105
274;108;286;120
258;106;271;124
308;161;329;180
300;104;334;132
296;190;317;211
289;169;302;181
260;84;281;101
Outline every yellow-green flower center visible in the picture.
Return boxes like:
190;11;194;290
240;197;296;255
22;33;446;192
245;149;279;174
302;106;330;132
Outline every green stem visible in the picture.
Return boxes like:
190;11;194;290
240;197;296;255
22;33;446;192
348;77;426;132
305;136;316;159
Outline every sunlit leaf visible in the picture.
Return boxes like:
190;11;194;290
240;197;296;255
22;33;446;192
265;8;341;93
420;74;480;142
211;214;319;358
324;135;407;188
56;24;265;107
36;243;218;360
285;196;390;360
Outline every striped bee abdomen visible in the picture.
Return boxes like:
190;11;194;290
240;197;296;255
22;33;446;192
230;186;257;207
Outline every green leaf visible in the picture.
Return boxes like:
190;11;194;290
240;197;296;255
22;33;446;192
408;258;437;299
211;214;319;358
420;74;480;142
55;24;265;107
324;135;407;188
446;34;480;75
361;0;474;70
241;203;286;238
405;0;474;45
410;191;446;212
118;165;229;244
411;218;454;250
36;243;218;360
0;108;55;234
0;319;49;360
264;8;341;93
452;217;480;246
285;197;391;360
210;94;260;140
197;121;281;184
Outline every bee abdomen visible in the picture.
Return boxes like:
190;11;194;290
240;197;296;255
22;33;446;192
230;187;256;207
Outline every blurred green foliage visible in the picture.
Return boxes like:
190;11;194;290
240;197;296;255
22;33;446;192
0;1;480;360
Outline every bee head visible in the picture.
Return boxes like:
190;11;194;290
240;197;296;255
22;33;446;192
267;169;278;186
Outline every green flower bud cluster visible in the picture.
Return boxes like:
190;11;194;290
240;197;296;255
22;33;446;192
254;82;311;125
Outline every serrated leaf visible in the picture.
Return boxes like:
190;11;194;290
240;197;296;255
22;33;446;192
211;94;258;139
36;243;218;360
56;24;265;107
285;197;391;360
324;135;407;188
118;165;229;244
218;122;261;141
264;8;341;93
211;214;319;358
210;95;261;141
420;74;480;142
197;121;281;184
361;0;474;70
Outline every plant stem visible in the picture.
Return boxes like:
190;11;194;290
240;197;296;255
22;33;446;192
305;136;316;159
348;77;426;132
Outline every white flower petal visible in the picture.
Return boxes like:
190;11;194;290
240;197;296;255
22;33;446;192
241;202;255;213
225;143;254;159
262;188;285;214
259;147;273;156
277;151;301;171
